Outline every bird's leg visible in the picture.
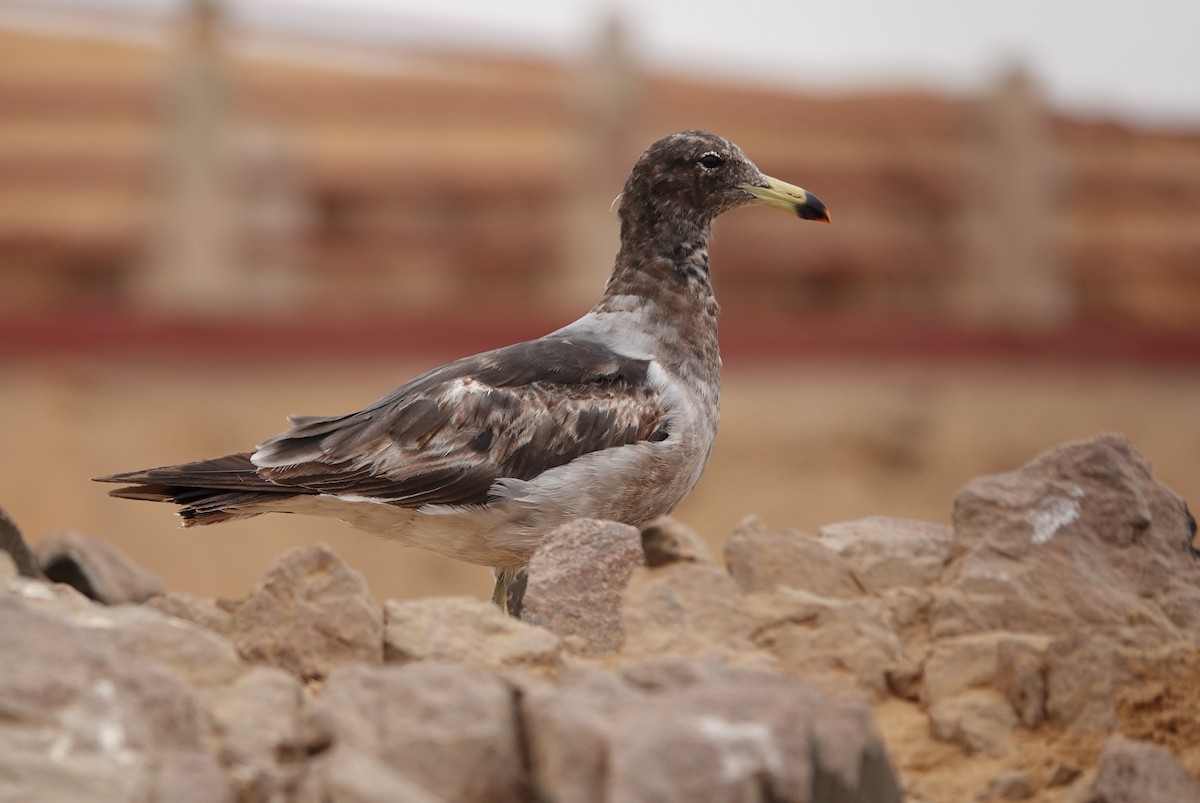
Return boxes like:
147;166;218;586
491;567;528;617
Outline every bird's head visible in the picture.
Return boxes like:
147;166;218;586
620;130;829;228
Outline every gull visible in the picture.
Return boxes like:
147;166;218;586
97;130;829;603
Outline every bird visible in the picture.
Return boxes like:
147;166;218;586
96;130;829;604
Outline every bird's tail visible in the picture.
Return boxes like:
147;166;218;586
94;452;310;526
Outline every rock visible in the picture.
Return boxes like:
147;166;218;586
937;434;1200;641
920;634;1049;729
523;663;903;803
816;516;955;594
620;562;760;662
519;519;644;655
91;605;244;687
0;597;208;803
1045;634;1118;733
35;530;163;604
927;690;1018;758
298;746;449;803
640;516;712;567
308;662;525;803
201;666;306;800
1047;763;1082;788
152;749;237;803
230;543;382;679
384;596;561;672
12;575;241;688
146;591;237;637
0;551;18;587
724;514;863;598
744;586;903;699
1069;734;1200;803
983;770;1034;800
0;505;41;578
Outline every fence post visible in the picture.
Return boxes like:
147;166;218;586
139;0;238;316
560;11;642;308
951;68;1073;330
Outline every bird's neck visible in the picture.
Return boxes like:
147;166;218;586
593;207;722;383
601;206;717;307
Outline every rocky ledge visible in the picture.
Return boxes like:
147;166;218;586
1;433;1198;802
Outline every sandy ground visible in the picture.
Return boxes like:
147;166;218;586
2;354;1196;603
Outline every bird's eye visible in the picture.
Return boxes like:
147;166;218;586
697;152;724;170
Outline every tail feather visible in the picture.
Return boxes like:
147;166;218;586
95;452;312;526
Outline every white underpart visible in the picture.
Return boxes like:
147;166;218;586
1028;485;1084;546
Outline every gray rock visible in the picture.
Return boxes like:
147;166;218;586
0;505;41;578
640;516;712;567
231;543;382;679
201;666;306;800
937;433;1200;641
10;574;240;688
1069;734;1200;803
384;596;561;671
0;597;208;803
152;749;237;803
35;530;163;604
725;514;863;598
0;551;18;587
520;518;645;655
89;604;244;687
146;591;237;637
298;746;449;803
523;663;902;803
308;662;525;803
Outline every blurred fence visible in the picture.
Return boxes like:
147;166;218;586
1;0;1199;347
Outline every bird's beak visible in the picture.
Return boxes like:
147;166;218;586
740;176;830;223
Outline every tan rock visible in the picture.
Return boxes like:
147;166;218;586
725;514;863;598
745;586;902;699
1045;633;1118;734
928;690;1018;758
816;516;954;594
384;596;561;671
230;543;382;679
519;518;645;655
620;562;760;662
920;633;1049;728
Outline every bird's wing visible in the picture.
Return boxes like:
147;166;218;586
250;337;666;507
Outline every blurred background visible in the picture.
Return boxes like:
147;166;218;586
1;0;1197;600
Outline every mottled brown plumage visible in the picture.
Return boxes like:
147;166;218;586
97;130;828;582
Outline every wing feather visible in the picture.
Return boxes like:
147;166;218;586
251;337;665;508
